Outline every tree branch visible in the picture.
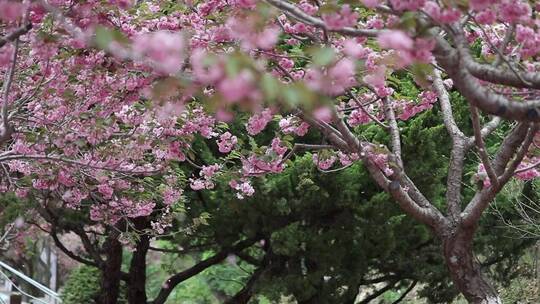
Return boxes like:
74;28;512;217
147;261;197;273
432;69;465;139
432;69;471;219
498;124;539;182
358;279;399;304
470;105;499;187
514;159;540;175
0;153;159;174
297;112;352;152
235;252;262;266
462;123;536;226
150;237;260;304
0;37;19;144
479;116;501;139
50;225;98;267
264;0;379;38
349;90;388;129
492;23;515;67
434;34;540;122
391;280;417;304
38;205;105;267
0;23;32;49
224;252;270;304
492;123;530;175
381;97;403;168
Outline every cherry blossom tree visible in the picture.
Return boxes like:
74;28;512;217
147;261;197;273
1;0;540;303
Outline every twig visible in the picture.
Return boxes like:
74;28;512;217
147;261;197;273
348;90;388;129
514;159;540;175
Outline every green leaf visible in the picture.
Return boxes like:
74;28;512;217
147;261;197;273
94;26;114;50
309;47;336;67
398;12;417;31
94;26;128;50
281;83;317;107
410;63;435;88
261;73;280;101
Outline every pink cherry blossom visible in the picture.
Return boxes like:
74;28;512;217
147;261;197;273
342;39;368;59
132;31;185;74
218;70;258;103
313;107;333;123
246;108;273;135
389;0;426;11
499;0;530;23
279;117;310;136
98;183;114;199
378;30;414;51
234;0;257;9
270;138;288;156
229;179;255;199
322;5;358;30
217;132;238;153
298;0;318;15
361;0;381;8
470;0;496;11
162;187;182;205
312;154;336;170
0;1;25;22
109;0;133;9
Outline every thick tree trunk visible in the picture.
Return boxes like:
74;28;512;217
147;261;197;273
127;218;149;304
442;228;501;304
98;236;123;304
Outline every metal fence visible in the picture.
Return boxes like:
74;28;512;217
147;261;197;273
0;260;61;304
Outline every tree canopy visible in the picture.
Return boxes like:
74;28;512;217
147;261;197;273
1;0;540;303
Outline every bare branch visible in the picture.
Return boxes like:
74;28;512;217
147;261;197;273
439;24;540;90
470;105;499;187
224;253;270;304
50;225;98;267
264;0;379;38
514;159;540;175
391;280;418;304
493;23;515;67
348;90;388;129
432;69;465;139
150;237;259;304
358;279;399;304
381;97;402;168
302;109;447;230
479;116;501;139
431;69;469;218
0;153;159;174
280;143;335;165
0;23;32;49
467;59;540;90
434;34;540;122
297;112;351;152
462;124;536;226
1;37;19;142
492;123;530;175
469;18;527;86
499;124;539;181
366;154;448;230
444;137;467;220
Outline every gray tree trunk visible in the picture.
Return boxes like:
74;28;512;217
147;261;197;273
442;228;502;304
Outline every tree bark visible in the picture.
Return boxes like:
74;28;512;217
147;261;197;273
98;236;123;304
442;228;501;304
127;218;150;304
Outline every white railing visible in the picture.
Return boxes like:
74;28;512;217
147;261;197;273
0;260;61;303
